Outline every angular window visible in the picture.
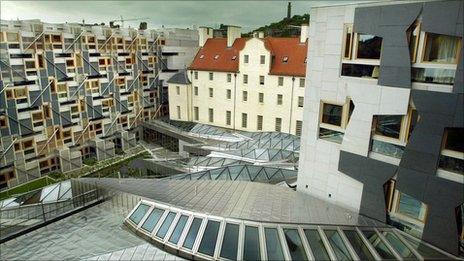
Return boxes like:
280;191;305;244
275;118;282;132
278;76;284;86
220;223;239;260
412;67;456;85
168;215;189;244
396;192;428;221
194;107;199;121
257;115;263;131
242;91;248;102
141;208;165;232
407;22;420;63
277;94;283;105
321;103;343;126
423;33;461;64
129;204;150;224
324;229;352;260
343;24;354;59
341;63;380;79
259;75;265;85
299;78;305;87
264;228;285;261
226;89;231;99
295;120;303;137
0;116;7;128
242;113;247;128
304;229;330;260
259;92;264;103
243;226;260;260
227;73;232;82
243;74;248;84
209;72;213;81
439;128;464;174
198;220;220;256
343;230;375;260
156;212;176;238
226;111;231;125
356;34;382;59
260;55;265;64
382;231;417;259
209;108;214;123
373;115;402;139
183;217;203;249
244;54;249;63
283;228;308;261
298;96;304;108
209;88;213;98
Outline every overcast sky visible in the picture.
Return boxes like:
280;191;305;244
0;1;353;32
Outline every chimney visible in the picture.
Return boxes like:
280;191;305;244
198;26;213;47
258;31;264;38
300;24;309;43
226;25;241;47
287;2;292;19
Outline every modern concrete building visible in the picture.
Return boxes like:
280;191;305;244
298;0;463;255
168;25;308;136
0;19;198;190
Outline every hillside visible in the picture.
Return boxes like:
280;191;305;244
243;14;310;37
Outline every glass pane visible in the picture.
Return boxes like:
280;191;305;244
198;220;221;256
264;228;285;261
412;67;456;85
129;204;150;224
324;230;352;260
423;33;460;63
383;232;416;258
397;193;426;220
374;115;402;139
341;63;379;79
220;223;239;260
439;155;464;174
304;229;330;260
243;226;261;260
401;233;448;259
319;128;344;144
141;208;165;232
444;128;464;152
322;104;343;126
343;230;375;260
371;139;405;158
357;34;382;59
168;215;189;244
156;212;176;239
283;228;308;261
362;230;396;259
183;217;203;249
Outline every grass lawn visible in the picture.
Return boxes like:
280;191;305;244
0;176;55;201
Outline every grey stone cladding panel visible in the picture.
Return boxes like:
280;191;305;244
421;0;462;36
29;90;42;107
7;101;19;135
19;119;33;136
56;63;67;80
45;51;55;78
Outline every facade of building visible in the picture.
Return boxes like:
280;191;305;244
0;19;198;190
168;25;308;136
298;0;463;255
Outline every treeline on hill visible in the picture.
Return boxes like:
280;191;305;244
242;14;310;37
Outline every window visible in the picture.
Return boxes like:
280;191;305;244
299;78;305;87
156;212;176;239
194;86;198;96
257;115;263;131
243;74;248;84
198;220;220;256
356;34;382;59
176;106;181;119
318;101;354;144
209;88;213;98
439;128;464;174
141;208;164;232
208;108;214;122
298;96;304;108
343;24;353;59
264;228;285;261
194;71;198;79
304;229;330;260
194;107;199;120
242;91;248;102
242;113;247;128
283;229;307;260
407;22;420;63
259;75;265;85
243;226;260;260
0;116;7;128
275;118;282;132
423;33;461;64
227;73;231;82
258;93;264;103
277;94;283;105
343;230;375;260
260;55;265;64
209;72;213;81
342;63;380;79
226;89;231;99
220;223;239;260
396;192;428;221
296;120;302;136
168;215;189;244
322;103;343;126
183;218;202;249
324;230;352;260
176;86;180;95
278;77;284;86
37;54;44;69
214;54;219;60
129;204;150;224
226;111;231;125
373;115;402;139
244;54;249;63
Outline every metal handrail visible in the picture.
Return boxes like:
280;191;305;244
24;31;44;51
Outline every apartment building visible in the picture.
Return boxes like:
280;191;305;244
0;19;198;190
298;0;463;255
168;25;308;136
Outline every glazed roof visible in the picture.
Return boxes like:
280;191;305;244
189;37;307;77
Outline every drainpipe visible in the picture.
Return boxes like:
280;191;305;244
189;70;193;121
288;76;295;134
233;73;237;130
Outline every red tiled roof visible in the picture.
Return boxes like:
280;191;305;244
188;37;308;77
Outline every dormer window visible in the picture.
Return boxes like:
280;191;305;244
231;55;237;60
199;54;204;59
304;57;307;63
214;54;219;60
282;56;289;63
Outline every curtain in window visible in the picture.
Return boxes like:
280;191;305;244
425;34;459;63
